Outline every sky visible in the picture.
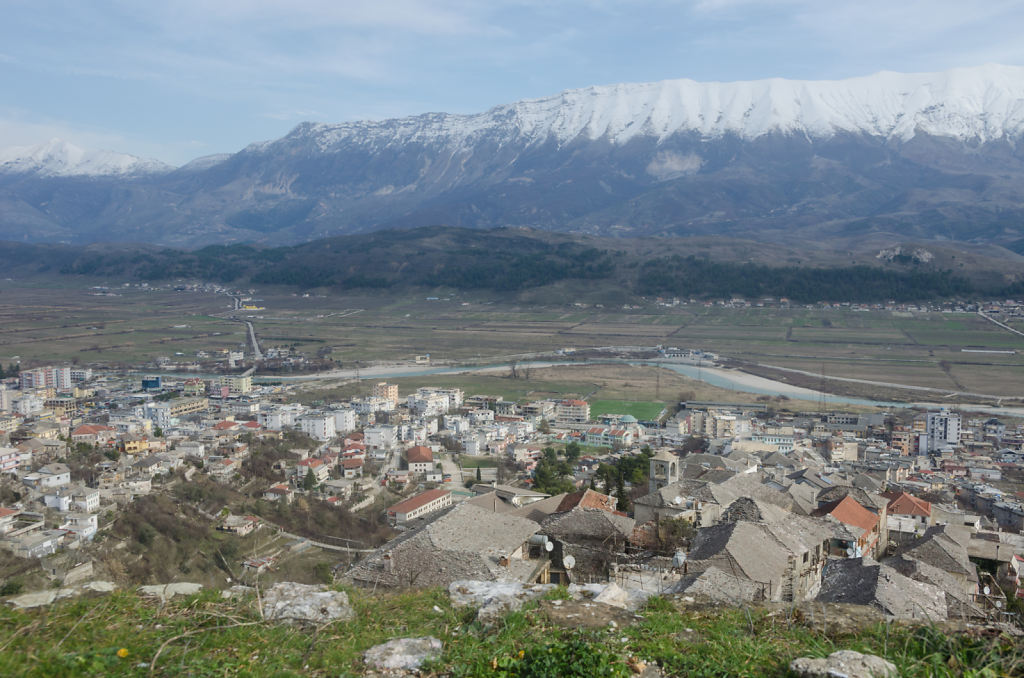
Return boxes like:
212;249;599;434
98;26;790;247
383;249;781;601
2;0;1024;166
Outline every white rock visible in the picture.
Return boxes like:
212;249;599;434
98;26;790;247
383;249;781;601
138;583;203;602
790;650;898;678
261;582;354;625
364;636;442;671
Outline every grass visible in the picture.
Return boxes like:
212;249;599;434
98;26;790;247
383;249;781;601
588;399;666;421
458;455;498;469
0;588;1020;677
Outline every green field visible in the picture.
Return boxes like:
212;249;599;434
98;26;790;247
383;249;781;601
457;455;498;468
588;399;666;421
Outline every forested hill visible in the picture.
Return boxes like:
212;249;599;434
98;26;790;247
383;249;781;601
0;226;1021;303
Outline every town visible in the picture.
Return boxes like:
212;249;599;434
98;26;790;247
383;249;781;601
1;355;1023;629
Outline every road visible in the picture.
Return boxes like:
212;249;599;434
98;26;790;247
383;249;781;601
978;311;1024;339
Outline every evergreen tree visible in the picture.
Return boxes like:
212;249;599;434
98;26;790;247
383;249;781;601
302;468;316;492
475;466;482;482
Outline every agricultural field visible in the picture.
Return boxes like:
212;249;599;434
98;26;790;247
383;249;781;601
3;278;1023;402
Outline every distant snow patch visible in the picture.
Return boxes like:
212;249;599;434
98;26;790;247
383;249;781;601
646;151;702;180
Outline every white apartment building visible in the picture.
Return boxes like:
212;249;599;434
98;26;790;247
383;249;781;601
925;409;961;454
331;408;357;434
299;413;336;442
364;425;397;450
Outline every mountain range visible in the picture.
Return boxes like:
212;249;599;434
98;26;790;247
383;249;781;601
2;65;1024;251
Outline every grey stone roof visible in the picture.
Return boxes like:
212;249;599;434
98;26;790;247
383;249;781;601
666;565;763;604
541;508;635;540
817;557;947;621
347;503;542;588
892;525;977;580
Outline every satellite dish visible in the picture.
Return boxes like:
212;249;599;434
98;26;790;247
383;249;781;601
673;496;683;505
563;555;576;570
544;540;553;552
845;547;856;557
983;586;991;595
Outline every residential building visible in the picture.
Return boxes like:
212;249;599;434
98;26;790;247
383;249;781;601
387;489;452;525
214;376;252;396
406;445;434;474
371;382;399;404
555;400;590;426
924;409;961;454
299;413;336;442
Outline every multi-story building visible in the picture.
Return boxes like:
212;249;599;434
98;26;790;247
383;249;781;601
555;399;590;426
331;408;357;434
214;376;252;396
19;366;73;391
364;425;397;451
924;409;961;454
299;414;336;442
371;382;399;404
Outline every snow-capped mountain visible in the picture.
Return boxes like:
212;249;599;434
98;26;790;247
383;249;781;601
276;64;1024;152
2;65;1024;248
0;138;172;177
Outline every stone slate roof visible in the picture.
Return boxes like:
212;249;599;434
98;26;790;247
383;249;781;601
886;554;985;619
347;503;542;589
892;525;977;580
817;557;947;621
687;521;791;584
666;565;763;604
817;485;887;511
542;508;635;541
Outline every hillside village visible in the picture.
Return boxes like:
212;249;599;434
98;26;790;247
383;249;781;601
1;361;1023;628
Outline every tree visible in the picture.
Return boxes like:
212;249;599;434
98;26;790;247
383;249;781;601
153;426;164;438
475;466;482;482
302;468;316;492
614;476;630;513
564;441;581;464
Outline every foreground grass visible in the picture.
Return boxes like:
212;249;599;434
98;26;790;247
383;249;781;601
0;588;1021;677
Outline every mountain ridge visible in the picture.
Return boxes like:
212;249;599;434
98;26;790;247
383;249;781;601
1;65;1024;248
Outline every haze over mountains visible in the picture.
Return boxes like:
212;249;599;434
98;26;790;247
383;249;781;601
2;65;1024;251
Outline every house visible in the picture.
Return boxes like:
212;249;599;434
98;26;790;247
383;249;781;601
812;495;881;558
295;457;330;484
209;457;241;481
341;458;363;479
22;462;72;489
348;502;549;589
258;480;291;502
542;508;634;582
70;424;116;446
71;486;101;513
405;446;434;474
387;488;453;525
0;506;21;535
7;529;66;559
220;514;260;536
60;513;98;541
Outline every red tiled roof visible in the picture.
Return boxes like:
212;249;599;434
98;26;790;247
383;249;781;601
342;459;363;469
555;489;617;513
214;421;239;430
887;491;931;517
72;424;113;435
406;446;433;463
388;488;450;514
561;399;588;406
297;458;323;468
0;506;20;518
813;495;879;533
243;421;261;428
